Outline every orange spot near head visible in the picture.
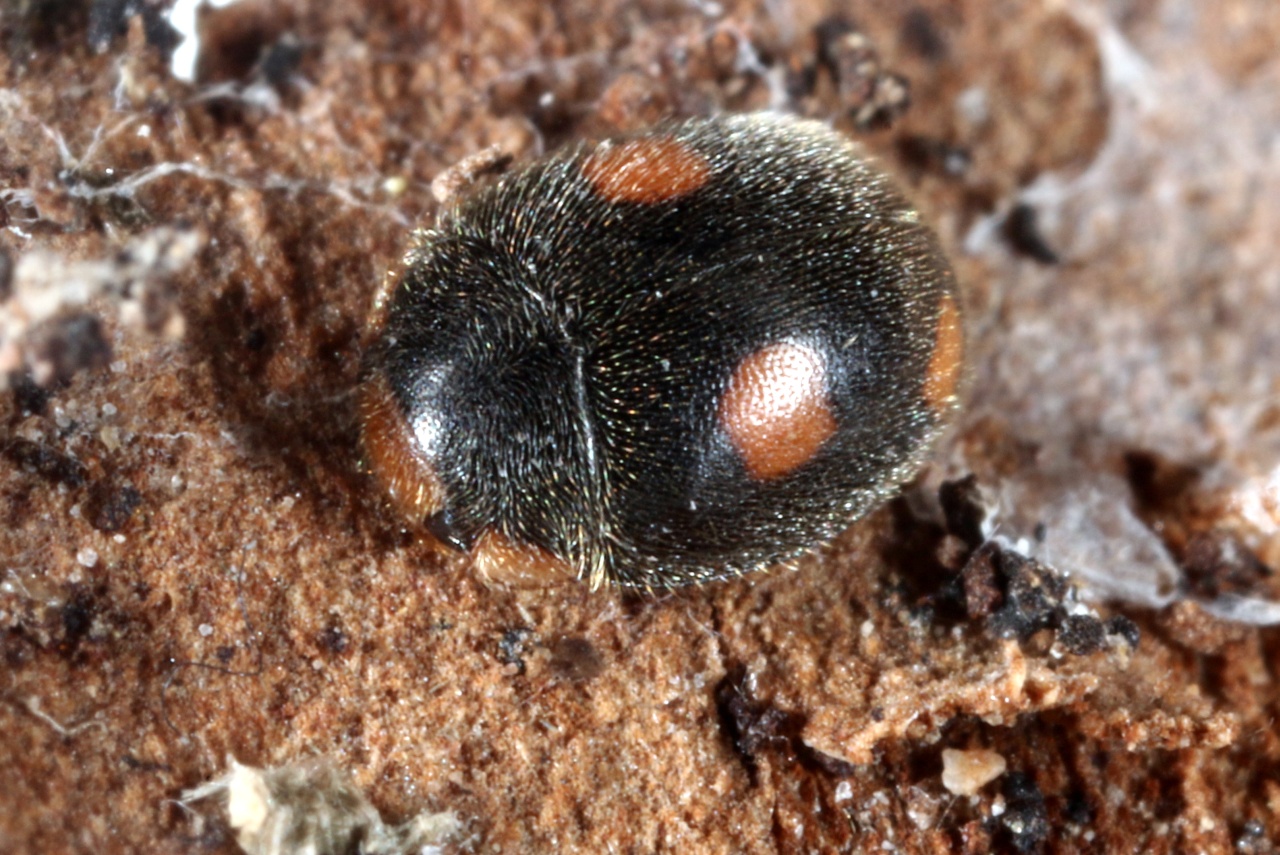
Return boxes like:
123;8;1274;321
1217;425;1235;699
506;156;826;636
719;342;838;481
472;530;578;586
359;374;446;524
581;136;711;204
923;294;964;413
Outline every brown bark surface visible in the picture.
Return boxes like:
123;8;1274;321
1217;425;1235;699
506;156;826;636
2;1;1278;852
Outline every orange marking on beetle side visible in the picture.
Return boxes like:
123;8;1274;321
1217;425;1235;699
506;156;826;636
923;293;964;413
359;374;446;524
719;342;838;481
472;530;577;586
581;137;712;204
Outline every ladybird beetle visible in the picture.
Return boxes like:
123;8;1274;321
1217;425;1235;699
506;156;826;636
360;113;963;588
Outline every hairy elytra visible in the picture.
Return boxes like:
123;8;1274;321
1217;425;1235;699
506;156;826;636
360;113;963;588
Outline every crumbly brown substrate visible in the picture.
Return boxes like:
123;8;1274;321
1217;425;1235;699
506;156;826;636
2;1;1278;853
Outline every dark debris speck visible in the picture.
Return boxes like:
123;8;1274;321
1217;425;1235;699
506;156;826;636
4;438;88;488
10;372;51;417
88;0;181;55
714;665;858;783
999;772;1051;853
897;135;972;178
36;313;112;387
257;36;305;89
900;6;949;61
958;539;1139;655
940;475;988;549
86;479;143;532
1003;203;1060;265
497;627;532;675
86;0;130;50
1124;449;1201;513
716;664;794;784
931;480;1137;655
1104;615;1141;649
318;624;349;655
1057;614;1106;655
60;590;96;649
1181;530;1274;600
985;550;1069;640
1063;789;1094;826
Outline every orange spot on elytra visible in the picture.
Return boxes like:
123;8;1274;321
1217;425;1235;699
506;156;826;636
719;342;838;481
359;374;446;524
581;137;711;204
923;293;964;412
472;530;577;586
